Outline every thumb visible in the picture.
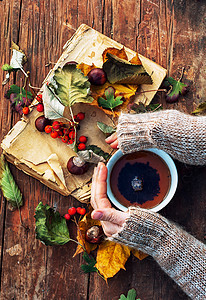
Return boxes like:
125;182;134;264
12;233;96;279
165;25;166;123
91;208;129;226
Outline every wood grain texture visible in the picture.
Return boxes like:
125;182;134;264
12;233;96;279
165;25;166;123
0;0;205;299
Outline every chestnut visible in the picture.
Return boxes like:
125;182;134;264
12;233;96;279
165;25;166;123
67;156;89;175
87;68;107;86
35;116;51;132
85;225;104;244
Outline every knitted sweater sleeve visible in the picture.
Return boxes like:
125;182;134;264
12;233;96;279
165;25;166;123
109;207;206;300
117;110;206;165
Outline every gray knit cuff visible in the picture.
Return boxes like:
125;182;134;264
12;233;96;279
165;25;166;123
109;206;171;256
117;111;162;153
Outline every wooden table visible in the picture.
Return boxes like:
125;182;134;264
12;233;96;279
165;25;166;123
0;1;205;299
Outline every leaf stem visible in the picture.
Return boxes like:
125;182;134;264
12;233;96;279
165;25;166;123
178;67;185;82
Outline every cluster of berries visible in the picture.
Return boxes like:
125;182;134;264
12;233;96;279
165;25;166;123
23;93;44;115
44;112;88;150
64;206;86;221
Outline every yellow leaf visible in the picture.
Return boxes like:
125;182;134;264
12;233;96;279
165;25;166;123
73;210;101;257
77;62;96;76
130;53;142;65
132;249;148;260
102;47;128;63
96;240;131;280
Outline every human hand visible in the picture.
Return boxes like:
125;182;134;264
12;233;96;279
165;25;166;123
105;132;118;149
91;162;129;237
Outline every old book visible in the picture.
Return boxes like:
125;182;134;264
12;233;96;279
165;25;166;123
1;24;167;202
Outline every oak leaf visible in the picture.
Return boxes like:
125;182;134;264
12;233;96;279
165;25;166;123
95;240;131;280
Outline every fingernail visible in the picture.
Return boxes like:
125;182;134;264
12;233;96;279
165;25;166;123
92;211;103;220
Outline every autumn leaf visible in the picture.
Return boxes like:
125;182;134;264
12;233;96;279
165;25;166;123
73;210;101;257
97;121;116;134
102;47;128;63
77;62;97;76
132;249;148;260
129;53;142;65
0;155;23;210
95;240;131;280
192;102;206;115
52;64;93;107
103;53;152;85
164;77;188;103
98;87;123;111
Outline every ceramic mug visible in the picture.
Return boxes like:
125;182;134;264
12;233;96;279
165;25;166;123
106;148;178;212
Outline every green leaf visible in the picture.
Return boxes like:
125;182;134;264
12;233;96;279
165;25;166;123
52;64;93;107
98;87;123;111
146;103;163;112
0;155;23;209
5;84;33;101
164;77;187;102
34;202;70;246
103;53;152;85
97;121;116;134
192;102;206;115
86;145;111;161
81;252;98;274
119;288;139;300
2;64;14;72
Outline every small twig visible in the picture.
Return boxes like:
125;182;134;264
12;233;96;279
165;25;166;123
178;67;185;82
73;216;87;251
151;104;162;112
45;61;56;67
136;88;167;95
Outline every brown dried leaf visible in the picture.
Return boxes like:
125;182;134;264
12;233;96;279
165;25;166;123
130;53;142;65
73;210;101;257
102;47;128;63
77;62;96;76
95;240;131;280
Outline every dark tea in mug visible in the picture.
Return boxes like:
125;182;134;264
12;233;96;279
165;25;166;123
110;150;171;209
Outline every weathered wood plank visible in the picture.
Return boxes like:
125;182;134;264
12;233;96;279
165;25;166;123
0;0;205;299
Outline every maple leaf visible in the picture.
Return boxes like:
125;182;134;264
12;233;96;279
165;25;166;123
119;288;140;300
98;87;123;111
52;64;93;107
103;53;152;85
95;240;131;280
164;77;188;103
81;252;98;273
132;249;148;260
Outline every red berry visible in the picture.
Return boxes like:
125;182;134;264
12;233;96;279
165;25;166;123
78;143;86;151
69;131;75;139
76;112;85;121
68;139;74;144
62;136;69;143
64;214;71;220
79;208;86;215
58;130;63;137
68;207;76;215
37;103;44;112
52;121;61;130
22;107;29;115
37;94;43;102
76;207;82;214
79;136;87;143
45;125;52;133
63;128;69;135
50;131;59;138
